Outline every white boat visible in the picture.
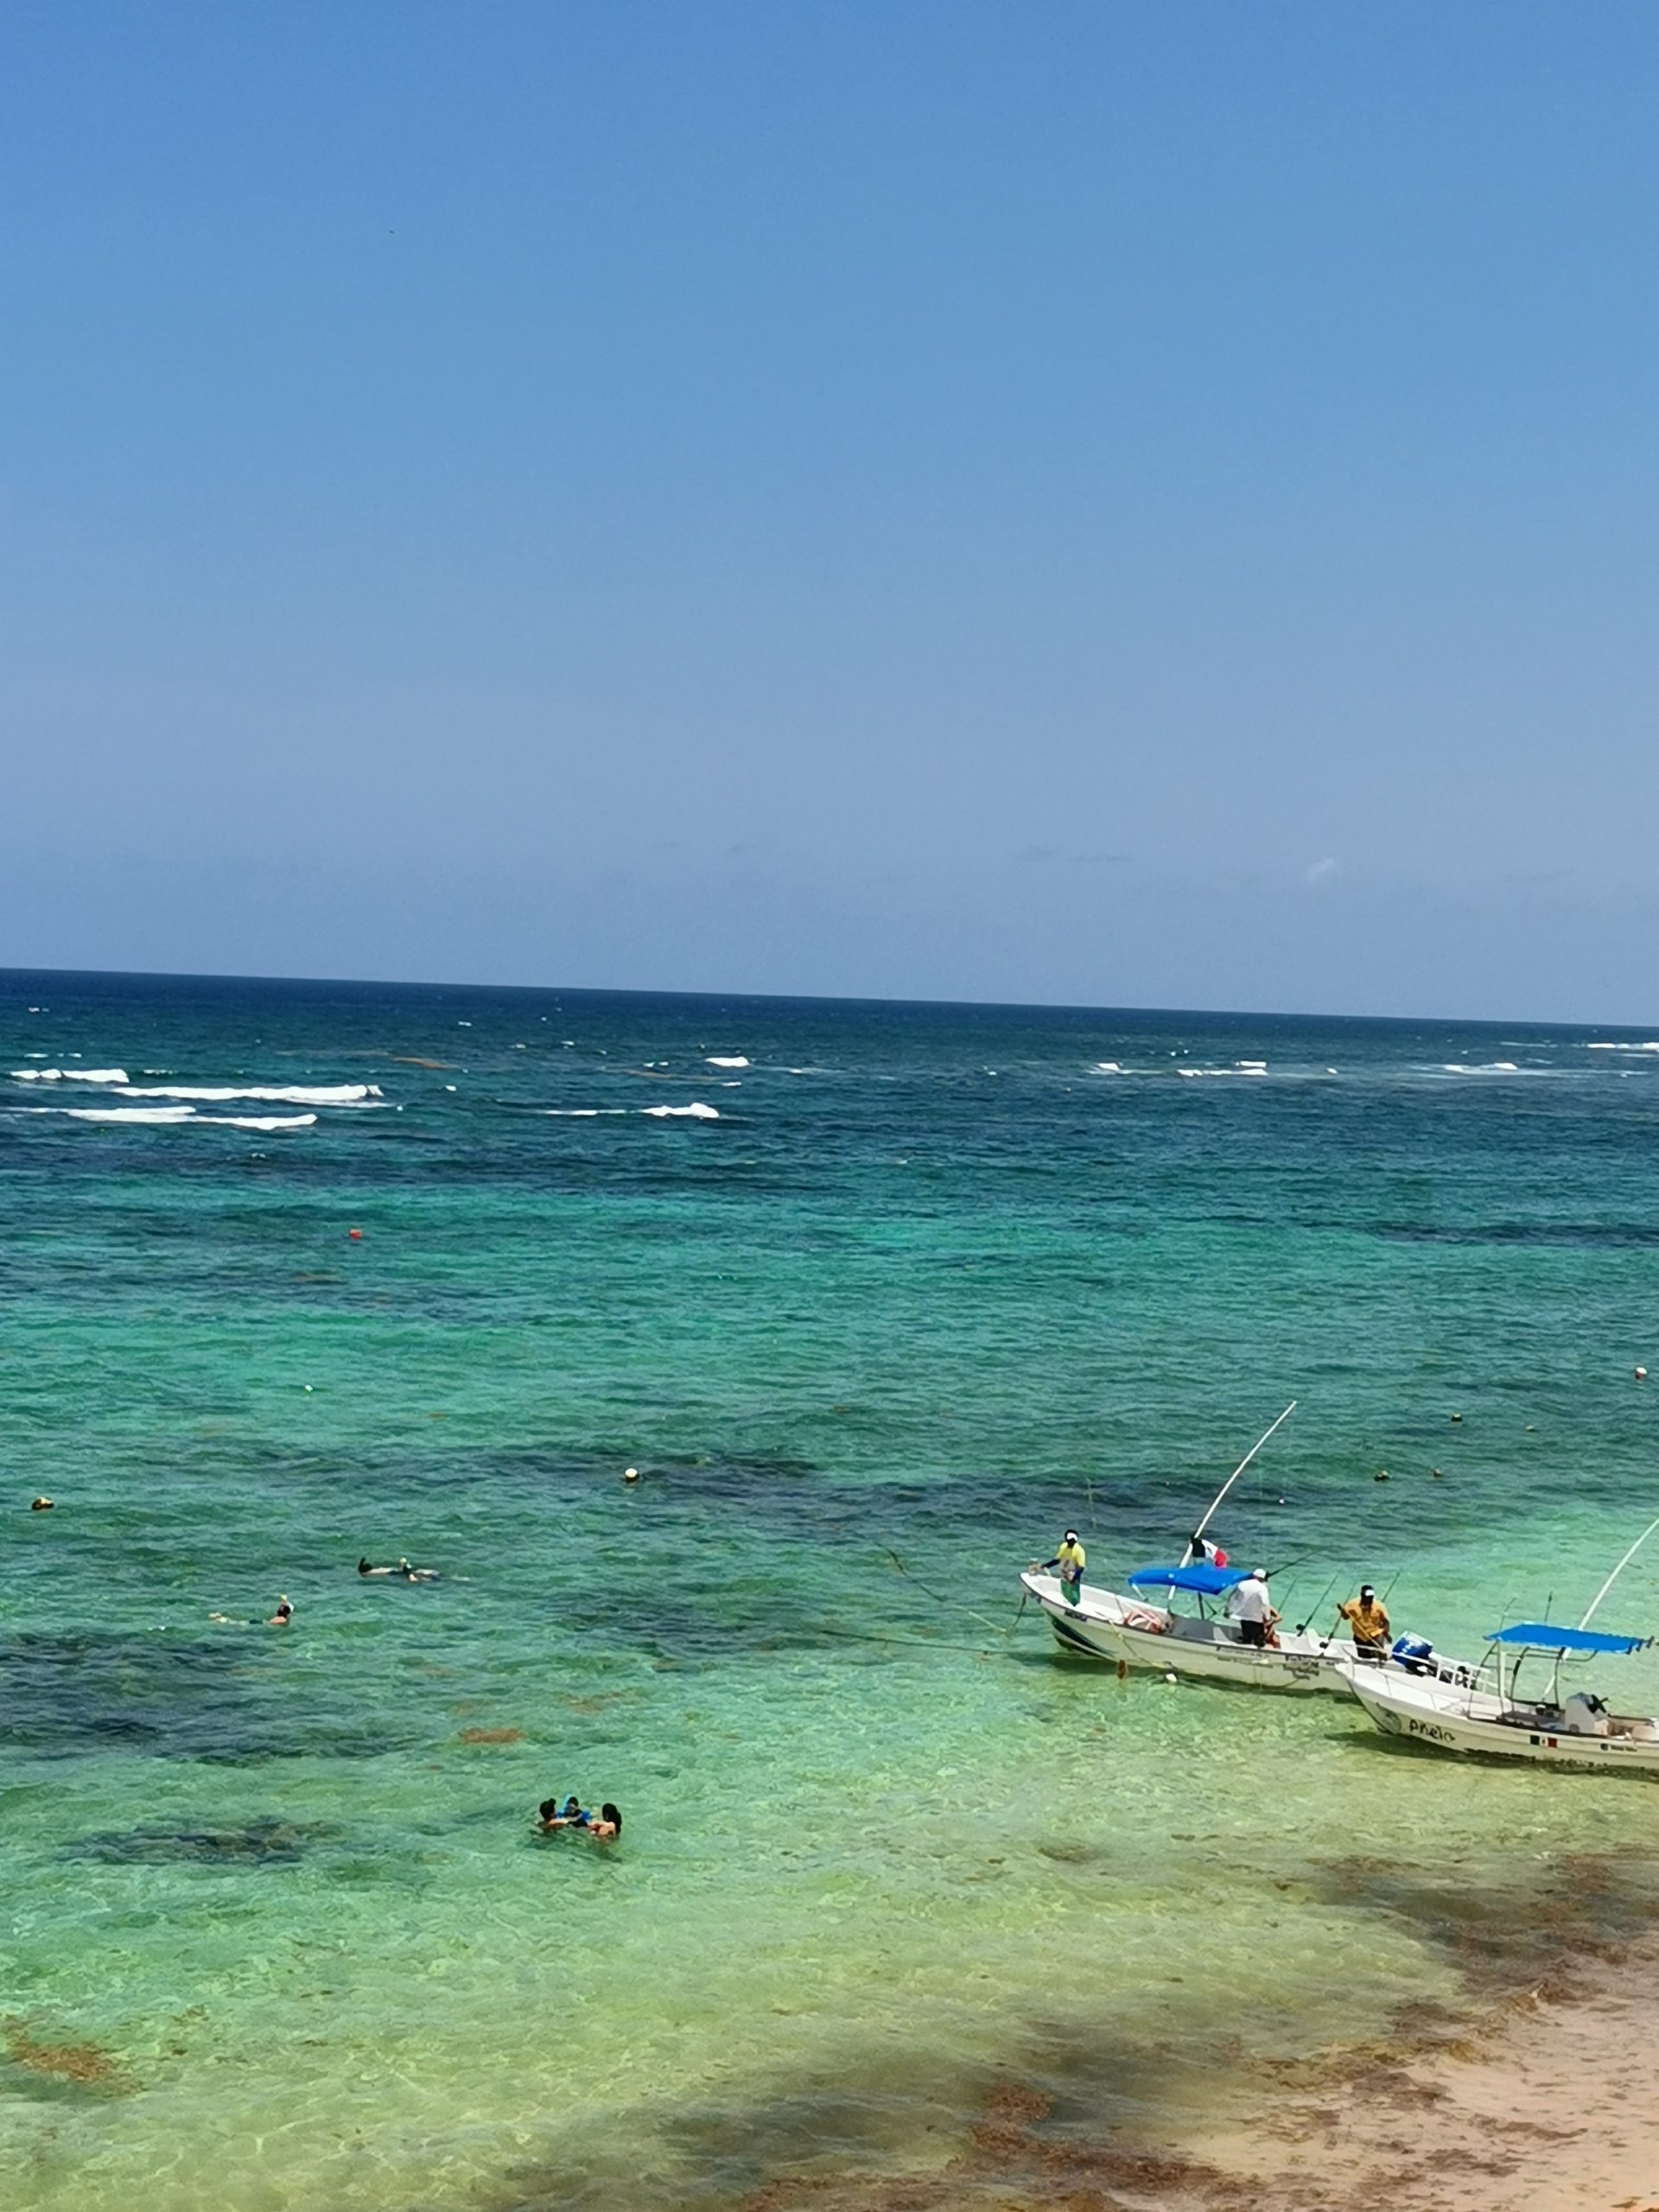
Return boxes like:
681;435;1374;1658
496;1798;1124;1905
1020;1560;1473;1695
1020;1399;1474;1694
1020;1562;1348;1691
1346;1621;1659;1771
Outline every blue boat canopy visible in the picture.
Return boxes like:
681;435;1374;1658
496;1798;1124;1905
1486;1623;1651;1655
1127;1562;1250;1596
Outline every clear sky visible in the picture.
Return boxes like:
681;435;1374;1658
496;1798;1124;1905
3;3;1656;1019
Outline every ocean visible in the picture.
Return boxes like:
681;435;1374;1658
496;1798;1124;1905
6;969;1659;2210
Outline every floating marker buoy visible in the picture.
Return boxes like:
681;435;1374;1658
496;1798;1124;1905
1638;1367;1649;1382
303;1384;314;1394
624;1466;639;1484
1431;1467;1443;1479
348;1228;363;1241
1163;1671;1178;1684
29;1496;53;1511
1374;1470;1389;1482
1451;1412;1462;1423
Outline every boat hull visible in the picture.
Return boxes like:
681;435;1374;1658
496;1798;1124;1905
1348;1669;1659;1773
1020;1573;1353;1694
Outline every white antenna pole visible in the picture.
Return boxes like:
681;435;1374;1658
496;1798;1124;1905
1578;1511;1659;1631
1185;1402;1298;1560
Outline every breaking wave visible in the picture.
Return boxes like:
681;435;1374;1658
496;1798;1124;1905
117;1084;382;1106
545;1103;721;1121
11;1067;130;1084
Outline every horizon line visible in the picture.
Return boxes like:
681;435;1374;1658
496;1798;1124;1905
0;961;1650;1036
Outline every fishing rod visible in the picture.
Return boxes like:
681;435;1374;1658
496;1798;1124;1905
1294;1569;1341;1642
1578;1512;1659;1631
1185;1401;1297;1561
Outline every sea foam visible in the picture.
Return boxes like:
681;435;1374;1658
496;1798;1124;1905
63;1106;196;1125
11;1067;130;1084
118;1083;381;1106
196;1113;318;1131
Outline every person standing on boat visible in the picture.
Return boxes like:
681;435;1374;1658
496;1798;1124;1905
1334;1584;1390;1657
1227;1567;1279;1648
1033;1529;1086;1610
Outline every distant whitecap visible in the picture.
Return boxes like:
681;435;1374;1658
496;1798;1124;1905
118;1082;381;1106
14;1066;130;1084
64;1106;196;1125
196;1113;317;1131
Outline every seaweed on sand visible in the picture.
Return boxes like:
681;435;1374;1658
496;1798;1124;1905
4;2018;133;2095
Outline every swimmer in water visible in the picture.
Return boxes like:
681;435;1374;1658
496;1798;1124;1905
587;1802;622;1841
359;1556;440;1580
537;1796;591;1832
208;1596;295;1628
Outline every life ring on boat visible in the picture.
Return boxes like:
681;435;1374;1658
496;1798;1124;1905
1122;1607;1166;1633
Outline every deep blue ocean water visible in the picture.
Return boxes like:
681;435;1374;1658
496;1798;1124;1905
6;969;1659;2209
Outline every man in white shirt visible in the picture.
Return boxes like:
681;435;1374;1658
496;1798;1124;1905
1226;1568;1280;1649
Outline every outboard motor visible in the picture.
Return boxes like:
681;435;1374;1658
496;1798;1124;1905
1390;1633;1434;1675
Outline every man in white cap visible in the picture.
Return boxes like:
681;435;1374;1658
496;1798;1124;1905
1226;1567;1280;1649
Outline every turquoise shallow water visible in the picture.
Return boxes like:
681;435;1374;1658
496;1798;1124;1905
7;974;1659;2207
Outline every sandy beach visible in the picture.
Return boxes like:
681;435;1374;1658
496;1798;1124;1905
738;1869;1659;2212
1191;1948;1659;2212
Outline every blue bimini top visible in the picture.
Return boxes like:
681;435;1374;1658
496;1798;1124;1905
1486;1624;1651;1656
1126;1563;1251;1597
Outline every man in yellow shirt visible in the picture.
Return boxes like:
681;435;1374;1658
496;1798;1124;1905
1033;1529;1086;1611
1335;1584;1390;1657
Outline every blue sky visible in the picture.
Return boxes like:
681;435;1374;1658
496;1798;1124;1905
3;3;1656;1017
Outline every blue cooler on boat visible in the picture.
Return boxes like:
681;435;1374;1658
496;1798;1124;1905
1391;1633;1434;1674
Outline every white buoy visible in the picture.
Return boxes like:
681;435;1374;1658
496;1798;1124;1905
624;1465;639;1484
1637;1367;1649;1382
1164;1671;1179;1684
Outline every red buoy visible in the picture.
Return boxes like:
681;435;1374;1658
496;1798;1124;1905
348;1228;363;1240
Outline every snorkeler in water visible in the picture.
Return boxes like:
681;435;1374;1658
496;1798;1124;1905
208;1595;294;1628
358;1556;440;1581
